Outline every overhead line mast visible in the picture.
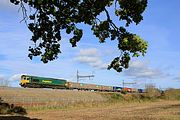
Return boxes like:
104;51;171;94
76;70;95;83
122;80;136;88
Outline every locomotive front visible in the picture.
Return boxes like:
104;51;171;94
20;75;30;87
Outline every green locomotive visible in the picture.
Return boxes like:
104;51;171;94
20;75;67;89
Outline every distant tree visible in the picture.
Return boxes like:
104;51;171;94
0;77;9;86
10;0;148;72
145;84;161;99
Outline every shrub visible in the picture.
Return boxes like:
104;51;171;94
144;86;161;100
163;89;180;100
12;106;27;115
0;97;27;115
121;90;128;95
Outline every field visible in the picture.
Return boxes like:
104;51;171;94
28;100;180;120
0;86;107;109
0;86;180;120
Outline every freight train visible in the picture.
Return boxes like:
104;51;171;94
20;75;145;93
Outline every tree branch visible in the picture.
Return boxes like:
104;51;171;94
104;8;118;31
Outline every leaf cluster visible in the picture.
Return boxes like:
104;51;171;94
10;0;148;72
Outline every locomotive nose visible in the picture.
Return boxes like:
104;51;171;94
20;75;30;87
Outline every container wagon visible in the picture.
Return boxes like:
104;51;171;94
113;86;122;92
99;85;113;92
123;87;132;92
131;88;138;93
67;82;99;91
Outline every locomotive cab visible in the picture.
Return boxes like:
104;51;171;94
20;75;30;87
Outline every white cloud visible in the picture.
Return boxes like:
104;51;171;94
79;48;99;56
124;60;168;79
130;60;147;68
75;48;108;69
173;76;180;82
76;56;100;63
8;74;24;82
0;0;18;9
0;74;25;87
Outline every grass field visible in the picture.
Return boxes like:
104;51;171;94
0;86;180;120
0;86;107;109
28;100;180;120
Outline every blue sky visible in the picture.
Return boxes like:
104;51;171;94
0;0;180;89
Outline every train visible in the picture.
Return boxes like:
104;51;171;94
20;75;145;93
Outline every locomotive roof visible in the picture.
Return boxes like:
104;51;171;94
21;75;67;81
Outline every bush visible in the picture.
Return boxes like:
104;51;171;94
121;90;128;95
0;103;11;114
111;93;123;100
144;86;161;100
12;106;27;115
163;89;180;100
0;97;27;115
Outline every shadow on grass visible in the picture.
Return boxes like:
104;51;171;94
0;116;41;120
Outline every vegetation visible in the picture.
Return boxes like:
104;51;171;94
0;97;27;115
103;88;180;103
143;85;161;100
162;88;180;100
0;87;180;119
10;0;148;72
28;100;180;120
1;87;179;113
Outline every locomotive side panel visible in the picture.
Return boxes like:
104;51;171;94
20;75;67;88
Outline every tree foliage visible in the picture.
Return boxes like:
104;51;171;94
10;0;148;72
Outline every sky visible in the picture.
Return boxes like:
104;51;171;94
0;0;180;89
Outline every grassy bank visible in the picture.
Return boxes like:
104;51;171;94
0;87;180;111
102;88;180;102
28;88;180;111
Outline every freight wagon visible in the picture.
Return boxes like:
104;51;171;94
131;88;138;93
113;87;122;92
67;82;99;91
138;89;146;93
100;85;113;92
123;87;132;92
